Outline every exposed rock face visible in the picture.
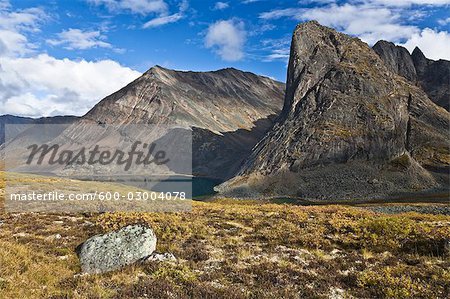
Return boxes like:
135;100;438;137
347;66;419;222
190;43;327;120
81;67;285;180
411;47;450;111
373;42;450;111
84;66;284;133
373;40;417;82
77;224;157;274
218;21;450;200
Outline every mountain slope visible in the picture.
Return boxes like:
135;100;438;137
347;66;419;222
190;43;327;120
83;66;284;133
3;67;284;183
0;115;79;144
373;41;450;111
218;21;450;200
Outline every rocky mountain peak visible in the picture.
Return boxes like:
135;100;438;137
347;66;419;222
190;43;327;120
411;46;427;65
218;21;449;200
373;43;449;111
372;40;417;82
83;66;284;133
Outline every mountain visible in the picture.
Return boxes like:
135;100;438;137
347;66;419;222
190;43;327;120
372;40;417;82
81;66;285;180
0;115;79;144
217;21;450;200
4;67;285;187
83;66;283;133
373;40;450;111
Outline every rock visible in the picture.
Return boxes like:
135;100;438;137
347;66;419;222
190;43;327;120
413;54;450;111
79;66;285;181
145;252;176;262
374;43;450;111
445;239;450;256
45;233;62;241
76;224;157;274
13;232;29;238
373;40;417;82
218;21;450;200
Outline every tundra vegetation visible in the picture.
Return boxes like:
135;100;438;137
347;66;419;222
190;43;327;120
0;172;449;299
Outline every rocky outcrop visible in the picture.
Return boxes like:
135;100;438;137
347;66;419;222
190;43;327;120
218;21;450;200
77;224;157;274
373;40;417;82
373;42;450;111
411;47;450;111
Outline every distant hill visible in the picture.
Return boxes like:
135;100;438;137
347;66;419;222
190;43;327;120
0;115;79;144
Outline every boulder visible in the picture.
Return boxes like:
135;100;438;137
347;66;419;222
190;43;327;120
77;224;156;274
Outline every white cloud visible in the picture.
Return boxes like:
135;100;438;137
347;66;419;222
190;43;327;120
438;17;450;25
241;0;262;3
259;8;301;20
260;37;291;62
401;28;450;60
46;28;112;50
370;0;450;6
0;2;141;118
264;49;290;62
86;0;168;15
205;19;246;61
143;13;182;28
0;5;47;57
142;0;188;28
260;4;420;45
259;2;450;61
213;2;229;10
1;54;141;117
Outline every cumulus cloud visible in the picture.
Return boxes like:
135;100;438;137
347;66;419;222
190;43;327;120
213;2;229;10
370;0;450;6
46;28;112;50
1;54;140;117
86;0;168;15
401;28;450;60
260;4;420;45
205;19;246;61
0;2;141;117
259;2;450;61
0;5;47;57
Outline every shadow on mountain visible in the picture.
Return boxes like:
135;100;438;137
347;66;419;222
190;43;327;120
152;115;278;197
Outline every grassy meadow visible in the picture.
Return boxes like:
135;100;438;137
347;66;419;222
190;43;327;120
0;172;449;298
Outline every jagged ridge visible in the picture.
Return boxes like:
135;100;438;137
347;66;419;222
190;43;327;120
218;21;450;200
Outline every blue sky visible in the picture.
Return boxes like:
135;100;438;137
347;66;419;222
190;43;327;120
1;0;449;117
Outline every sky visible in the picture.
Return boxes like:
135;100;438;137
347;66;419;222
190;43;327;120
0;0;449;118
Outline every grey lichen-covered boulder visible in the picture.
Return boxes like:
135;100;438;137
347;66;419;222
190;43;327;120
77;224;157;274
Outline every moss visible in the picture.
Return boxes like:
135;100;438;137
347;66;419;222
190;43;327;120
389;154;411;170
